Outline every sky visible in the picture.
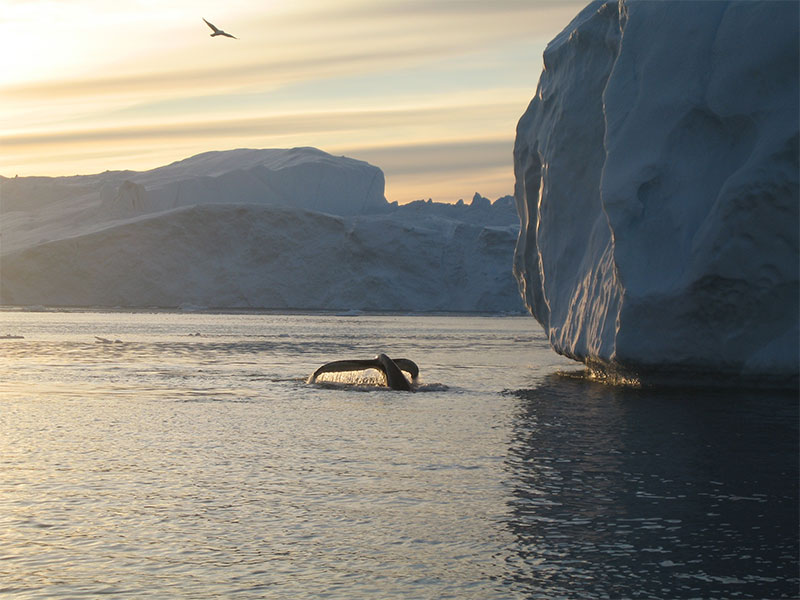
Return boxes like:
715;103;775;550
0;0;583;203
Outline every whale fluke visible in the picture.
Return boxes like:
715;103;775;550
308;354;418;391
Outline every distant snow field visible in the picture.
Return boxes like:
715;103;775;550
0;147;523;313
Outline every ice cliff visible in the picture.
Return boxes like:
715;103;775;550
513;0;799;385
1;148;521;312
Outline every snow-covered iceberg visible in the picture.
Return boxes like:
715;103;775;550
108;147;389;218
513;0;799;385
1;148;522;312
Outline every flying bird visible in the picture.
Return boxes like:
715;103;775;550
203;18;237;39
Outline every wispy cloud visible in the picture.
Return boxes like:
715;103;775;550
342;138;512;177
0;0;581;201
1;44;459;102
340;138;514;202
1;103;520;147
340;138;514;203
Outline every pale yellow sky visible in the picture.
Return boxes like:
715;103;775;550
0;0;582;203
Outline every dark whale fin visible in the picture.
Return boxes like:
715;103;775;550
308;355;417;391
375;354;412;391
392;358;419;381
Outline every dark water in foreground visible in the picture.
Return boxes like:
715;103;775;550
0;311;797;598
505;378;798;599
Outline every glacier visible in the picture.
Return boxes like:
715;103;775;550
513;0;799;385
1;148;522;313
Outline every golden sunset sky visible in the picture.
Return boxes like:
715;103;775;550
0;0;581;203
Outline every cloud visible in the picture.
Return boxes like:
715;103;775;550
335;137;515;202
1;2;580;101
0;0;582;201
273;0;582;33
0;102;520;148
341;138;511;177
1;46;450;101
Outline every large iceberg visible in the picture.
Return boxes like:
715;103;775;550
513;0;799;385
110;147;389;218
1;148;522;312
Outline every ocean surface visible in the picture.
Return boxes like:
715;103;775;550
1;310;797;599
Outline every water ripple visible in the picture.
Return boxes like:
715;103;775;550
1;311;796;599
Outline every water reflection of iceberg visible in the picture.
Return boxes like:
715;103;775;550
502;375;799;599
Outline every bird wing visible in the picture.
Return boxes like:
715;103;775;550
203;18;222;34
221;31;238;39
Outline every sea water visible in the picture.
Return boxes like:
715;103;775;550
0;310;797;599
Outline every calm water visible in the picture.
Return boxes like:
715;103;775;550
0;310;797;599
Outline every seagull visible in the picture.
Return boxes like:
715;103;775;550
203;18;237;39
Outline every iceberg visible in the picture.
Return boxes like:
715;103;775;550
110;147;389;218
513;0;799;385
1;148;522;313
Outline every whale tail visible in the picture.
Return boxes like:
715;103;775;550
308;355;418;391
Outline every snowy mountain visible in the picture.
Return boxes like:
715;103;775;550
0;148;522;312
513;0;799;385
